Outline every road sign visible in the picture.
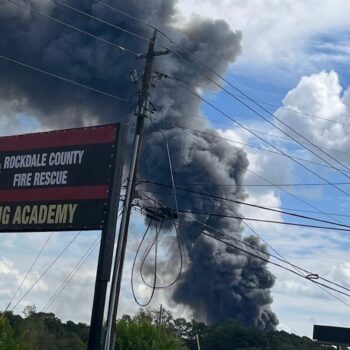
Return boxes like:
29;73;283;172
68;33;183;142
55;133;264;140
0;124;122;232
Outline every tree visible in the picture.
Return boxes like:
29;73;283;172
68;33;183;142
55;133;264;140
2;307;89;350
0;317;24;350
115;318;189;350
0;307;338;350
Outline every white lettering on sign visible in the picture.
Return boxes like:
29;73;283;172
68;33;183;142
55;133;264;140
3;149;85;188
13;173;32;187
4;153;47;169
48;150;85;166
0;206;10;225
11;204;78;225
33;171;68;186
3;150;84;170
11;171;68;187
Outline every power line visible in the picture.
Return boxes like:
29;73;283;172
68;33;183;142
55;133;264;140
188;178;350;307
0;54;131;102
138;181;350;229
94;1;155;31
0;232;54;318
182;212;350;295
201;230;350;299
164;73;350;163
193;94;350;130
132;205;184;291
137;192;184;290
131;220;158;307
165;110;350;158
53;0;169;52
146;99;350;304
141;206;350;232
179;126;350;173
91;1;350;132
234;125;350;157
148;115;350;248
137;188;350;220
134;203;350;300
7;0;139;56
246;166;347;222
159;123;180;228
41;207;124;313
46;0;350;141
140;179;350;188
150;70;350;230
156;122;183;287
42;234;101;313
136;187;350;305
147;110;350;303
168;79;350;198
157;44;350;205
164;42;350;181
137;133;350;305
172;71;350;181
149;116;350;174
166;117;349;234
154;30;350;138
175;210;350;297
225;202;350;307
261;103;350;129
27;0;349;220
10;231;82;312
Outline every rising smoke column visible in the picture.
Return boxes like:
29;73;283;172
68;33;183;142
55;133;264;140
0;0;278;329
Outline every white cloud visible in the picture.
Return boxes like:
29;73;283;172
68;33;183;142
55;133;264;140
216;110;350;337
275;70;350;167
176;0;350;69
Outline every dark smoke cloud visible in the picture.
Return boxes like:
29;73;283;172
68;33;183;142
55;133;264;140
0;0;278;330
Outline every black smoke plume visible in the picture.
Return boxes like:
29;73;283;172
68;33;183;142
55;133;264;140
0;0;278;330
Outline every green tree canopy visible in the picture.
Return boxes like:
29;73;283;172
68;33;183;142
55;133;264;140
116;317;188;350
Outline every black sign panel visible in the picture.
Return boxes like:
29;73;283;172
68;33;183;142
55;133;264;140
313;325;350;346
0;124;122;232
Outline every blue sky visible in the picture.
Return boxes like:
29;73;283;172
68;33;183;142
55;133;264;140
2;0;350;340
176;0;350;336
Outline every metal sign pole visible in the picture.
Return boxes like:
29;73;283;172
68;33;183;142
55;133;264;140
87;124;127;350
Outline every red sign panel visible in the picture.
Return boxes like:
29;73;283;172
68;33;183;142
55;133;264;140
0;124;122;232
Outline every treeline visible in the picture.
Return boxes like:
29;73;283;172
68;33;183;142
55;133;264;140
0;305;88;349
0;306;336;350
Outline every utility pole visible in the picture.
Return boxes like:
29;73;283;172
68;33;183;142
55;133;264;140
196;332;201;350
158;304;163;327
104;28;169;350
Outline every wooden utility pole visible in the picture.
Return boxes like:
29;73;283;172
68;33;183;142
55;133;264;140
196;332;201;350
158;304;163;327
104;28;169;350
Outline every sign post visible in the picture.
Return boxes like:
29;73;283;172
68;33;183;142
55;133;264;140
0;123;127;349
87;124;127;350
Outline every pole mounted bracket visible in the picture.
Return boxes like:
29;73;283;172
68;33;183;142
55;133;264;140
136;49;170;59
134;112;148;118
